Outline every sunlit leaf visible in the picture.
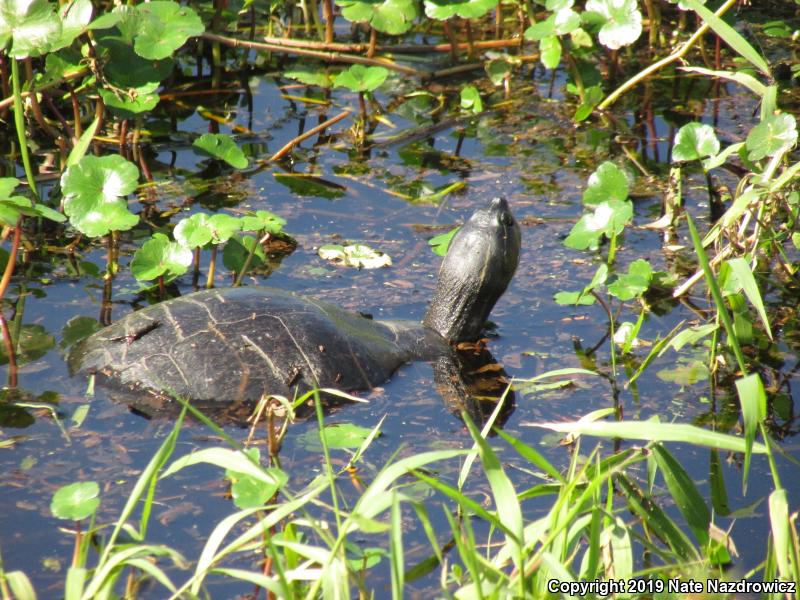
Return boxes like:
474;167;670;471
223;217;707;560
132;1;204;60
423;0;495;20
0;0;62;58
192;133;248;169
130;233;192;281
61;154;139;237
582;161;629;206
333;64;389;92
336;0;417;34
428;226;459;256
222;234;266;272
607;259;652;300
459;85;482;114
746;113;798;161
51;481;100;521
239;210;287;234
319;243;392;268
584;0;642;50
672;122;720;162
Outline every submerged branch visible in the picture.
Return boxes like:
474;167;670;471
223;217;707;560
268;110;350;162
201;32;420;76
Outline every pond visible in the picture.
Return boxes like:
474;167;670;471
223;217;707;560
1;1;800;597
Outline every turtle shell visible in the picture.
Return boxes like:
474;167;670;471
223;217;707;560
69;287;434;402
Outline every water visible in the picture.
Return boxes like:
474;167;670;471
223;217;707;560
0;57;798;596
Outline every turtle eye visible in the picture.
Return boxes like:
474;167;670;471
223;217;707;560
500;211;514;227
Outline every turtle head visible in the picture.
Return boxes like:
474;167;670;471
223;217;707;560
423;197;520;342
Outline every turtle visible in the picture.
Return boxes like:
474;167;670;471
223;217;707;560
68;197;521;405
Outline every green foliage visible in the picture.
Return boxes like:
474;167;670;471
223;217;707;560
459;85;482;113
226;449;289;509
582;161;628;206
192;133;249;169
423;0;495;20
607;259;652;301
333;64;389;92
223;234;267;272
335;0;417;34
50;481;100;521
61;155;140;237
98;82;160;117
672;123;721;162
318;243;392;268
428;226;459;256
564;198;632;250
0;177;65;226
298;423;376;451
0;0;62;58
130;233;193;282
126;1;204;61
174;212;242;248
745;113;798;161
240;210;287;234
584;0;642;50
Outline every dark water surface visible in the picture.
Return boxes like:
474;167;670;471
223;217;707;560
1;64;799;596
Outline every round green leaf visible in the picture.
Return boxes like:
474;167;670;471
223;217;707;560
672;123;721;163
460;85;482;114
132;1;204;60
222;234;266;272
50;481;100;521
239;210;286;234
585;0;642;50
336;0;417;34
423;0;495;20
98;84;160;118
582;161;629;206
0;324;54;365
0;0;62;58
539;35;562;70
283;65;334;88
746;113;798;162
61;154;140;237
130;233;192;281
333;64;389;93
297;423;377;451
192;133;248;169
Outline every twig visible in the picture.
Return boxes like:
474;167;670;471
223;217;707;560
201;32;420;76
0;66;88;112
599;0;738;110
258;35;522;54
268;110;350;162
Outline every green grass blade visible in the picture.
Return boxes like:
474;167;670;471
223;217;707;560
726;258;772;339
683;0;770;75
736;373;767;490
685;212;748;374
769;489;791;579
495;428;565;483
534;419;765;453
462;412;524;578
652;444;710;546
389;492;404;599
5;570;36;600
616;474;699;561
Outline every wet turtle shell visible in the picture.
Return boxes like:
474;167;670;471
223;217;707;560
69;198;521;403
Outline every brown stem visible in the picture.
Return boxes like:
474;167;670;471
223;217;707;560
268;110;350;162
206;245;217;289
24;59;59;140
464;20;475;59
367;27;377;58
71;520;82;568
254;34;521;54
323;0;334;44
0;314;18;388
101;276;112;326
192;247;201;288
0;66;89;113
443;20;459;61
201;32;420;76
0;219;22;300
358;92;366;123
118;119;129;158
495;2;502;39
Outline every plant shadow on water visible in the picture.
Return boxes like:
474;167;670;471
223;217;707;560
3;7;800;594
